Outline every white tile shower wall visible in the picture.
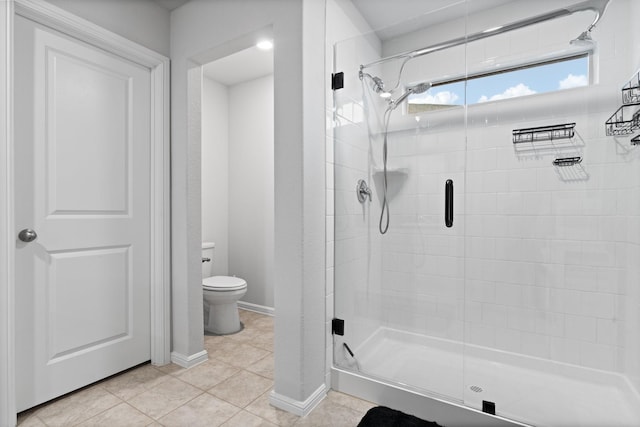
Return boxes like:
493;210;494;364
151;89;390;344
372;119;467;341
459;0;636;373
371;0;640;376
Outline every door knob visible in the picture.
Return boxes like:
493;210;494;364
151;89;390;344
18;228;38;243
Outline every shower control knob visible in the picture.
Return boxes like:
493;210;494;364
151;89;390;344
357;179;372;203
18;228;38;243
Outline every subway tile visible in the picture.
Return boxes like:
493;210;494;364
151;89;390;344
523;192;552;215
507;306;537;333
535;312;565;338
564;265;598;292
507;169;538;192
580;341;617;371
467;148;498;172
561;289;584;316
496;192;523;215
565;314;597;342
468;280;495;303
520;332;550;359
597;318;619;346
582;292;616;320
581;241;616;268
466;323;496;348
550;337;582;365
495;328;522;353
483;170;509;193
494;283;523;307
596;267;625;295
521;285;550;311
481;303;508;327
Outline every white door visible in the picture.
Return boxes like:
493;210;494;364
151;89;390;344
14;15;152;411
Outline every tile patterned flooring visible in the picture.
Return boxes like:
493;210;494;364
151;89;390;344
17;309;375;427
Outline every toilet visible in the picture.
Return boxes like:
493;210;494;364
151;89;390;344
202;242;247;334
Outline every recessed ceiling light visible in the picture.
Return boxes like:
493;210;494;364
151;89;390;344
256;40;273;50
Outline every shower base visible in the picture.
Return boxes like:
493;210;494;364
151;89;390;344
334;327;640;427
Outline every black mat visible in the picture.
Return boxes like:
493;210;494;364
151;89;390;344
357;406;443;427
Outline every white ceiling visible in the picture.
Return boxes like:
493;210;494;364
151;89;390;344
164;0;510;86
202;45;274;87
152;0;189;11
351;0;514;40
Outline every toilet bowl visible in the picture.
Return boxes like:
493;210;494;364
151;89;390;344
202;242;247;335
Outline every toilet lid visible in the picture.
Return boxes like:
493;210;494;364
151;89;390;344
203;276;247;291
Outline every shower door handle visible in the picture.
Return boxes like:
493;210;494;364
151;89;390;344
445;179;453;228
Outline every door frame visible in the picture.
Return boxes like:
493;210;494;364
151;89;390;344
0;1;170;424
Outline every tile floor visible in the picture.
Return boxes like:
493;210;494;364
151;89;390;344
17;309;376;427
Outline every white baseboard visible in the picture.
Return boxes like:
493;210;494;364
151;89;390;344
170;350;208;369
269;383;327;416
238;301;274;316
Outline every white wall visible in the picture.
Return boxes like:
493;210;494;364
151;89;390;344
201;73;274;308
201;77;229;276
170;0;326;409
46;0;170;55
229;75;274;308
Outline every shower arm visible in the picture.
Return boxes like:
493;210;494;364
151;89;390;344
360;0;609;71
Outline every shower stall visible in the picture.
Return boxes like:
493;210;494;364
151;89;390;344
330;1;640;426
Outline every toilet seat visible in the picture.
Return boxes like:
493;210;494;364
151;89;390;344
203;276;247;292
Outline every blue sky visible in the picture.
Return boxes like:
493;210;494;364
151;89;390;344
410;56;588;106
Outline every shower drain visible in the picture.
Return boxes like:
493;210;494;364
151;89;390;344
469;385;483;393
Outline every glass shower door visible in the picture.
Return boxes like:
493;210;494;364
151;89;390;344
332;13;468;403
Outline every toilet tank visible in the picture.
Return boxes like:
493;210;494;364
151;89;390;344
202;242;215;278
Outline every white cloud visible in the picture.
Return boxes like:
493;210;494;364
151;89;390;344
411;90;460;105
558;73;587;89
477;83;536;103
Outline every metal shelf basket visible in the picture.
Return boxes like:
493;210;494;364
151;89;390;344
605;104;640;136
622;71;640;105
512;123;576;144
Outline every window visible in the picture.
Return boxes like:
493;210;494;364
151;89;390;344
408;55;588;113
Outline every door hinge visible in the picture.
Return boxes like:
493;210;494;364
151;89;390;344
332;318;344;336
331;72;344;90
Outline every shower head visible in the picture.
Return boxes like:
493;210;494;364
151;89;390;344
359;70;392;98
389;81;432;110
371;76;385;93
371;76;392;98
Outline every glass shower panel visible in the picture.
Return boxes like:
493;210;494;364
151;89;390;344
332;11;468;402
462;2;640;426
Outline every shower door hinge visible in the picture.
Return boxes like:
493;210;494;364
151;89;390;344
332;318;345;336
331;72;344;90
